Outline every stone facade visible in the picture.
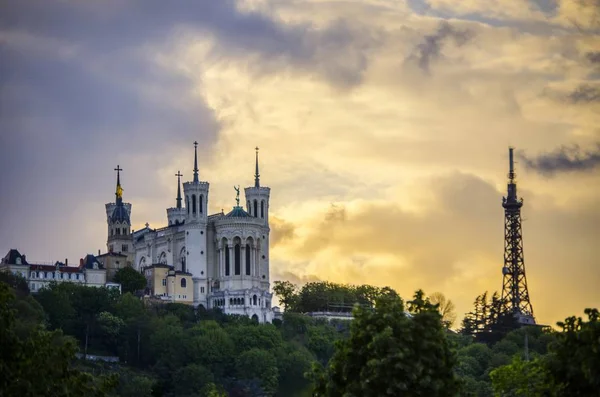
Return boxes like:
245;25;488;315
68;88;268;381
0;249;109;292
110;146;274;323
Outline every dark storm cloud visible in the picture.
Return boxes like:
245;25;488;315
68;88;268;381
0;0;380;89
518;144;600;176
567;84;600;103
408;21;473;73
586;51;600;64
0;0;381;260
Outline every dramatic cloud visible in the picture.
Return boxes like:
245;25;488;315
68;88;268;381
518;144;600;176
586;51;600;64
407;21;473;73
1;0;598;326
567;84;600;103
558;0;600;31
271;172;600;324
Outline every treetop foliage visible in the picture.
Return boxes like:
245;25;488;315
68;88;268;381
1;272;597;397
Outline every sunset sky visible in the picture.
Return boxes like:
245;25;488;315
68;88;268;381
1;0;599;327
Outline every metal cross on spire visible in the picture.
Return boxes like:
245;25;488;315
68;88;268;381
114;165;123;201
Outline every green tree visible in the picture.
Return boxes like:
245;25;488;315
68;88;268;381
0;282;116;396
117;373;154;397
0;271;29;297
546;308;600;395
113;265;147;294
97;311;125;354
490;356;555;396
275;342;314;397
313;289;459;396
235;348;279;396
230;323;283;352
273;281;298;311
187;322;235;379
172;364;214;396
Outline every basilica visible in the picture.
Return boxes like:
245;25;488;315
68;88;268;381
105;143;273;323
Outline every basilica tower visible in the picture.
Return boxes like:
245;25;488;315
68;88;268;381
167;170;186;226
105;165;133;265
244;147;271;290
183;142;209;307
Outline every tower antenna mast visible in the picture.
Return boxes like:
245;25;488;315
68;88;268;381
501;147;535;325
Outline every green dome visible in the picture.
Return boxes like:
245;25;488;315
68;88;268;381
225;206;251;218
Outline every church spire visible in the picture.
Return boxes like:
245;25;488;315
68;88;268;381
175;171;183;209
254;146;260;188
193;141;199;183
114;165;123;204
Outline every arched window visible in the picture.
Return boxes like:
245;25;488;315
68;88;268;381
30;272;35;279
199;195;203;214
253;200;258;218
234;244;241;275
158;252;167;265
225;245;230;276
186;196;190;214
192;195;197;214
229;298;233;306
181;278;187;288
253;295;257;305
245;244;251;275
261;200;264;218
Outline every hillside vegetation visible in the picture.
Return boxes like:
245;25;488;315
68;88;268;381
0;273;598;396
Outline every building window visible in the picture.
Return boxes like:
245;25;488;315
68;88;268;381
253;200;258;218
162;279;166;286
261;200;264;218
181;278;186;288
31;283;36;291
225;245;230;276
31;272;35;279
245;244;251;275
116;228;121;235
122;245;128;252
200;287;205;293
186;196;190;214
192;194;197;214
253;295;257;305
199;195;203;214
109;245;114;252
234;244;241;275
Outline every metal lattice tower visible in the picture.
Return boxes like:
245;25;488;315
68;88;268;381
501;147;535;325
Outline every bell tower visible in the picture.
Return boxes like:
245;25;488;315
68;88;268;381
183;142;209;307
244;147;271;289
105;165;133;265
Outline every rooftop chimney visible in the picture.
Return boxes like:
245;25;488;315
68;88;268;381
80;258;84;267
65;258;68;266
98;249;101;256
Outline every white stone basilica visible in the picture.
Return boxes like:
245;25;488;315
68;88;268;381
106;143;273;323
